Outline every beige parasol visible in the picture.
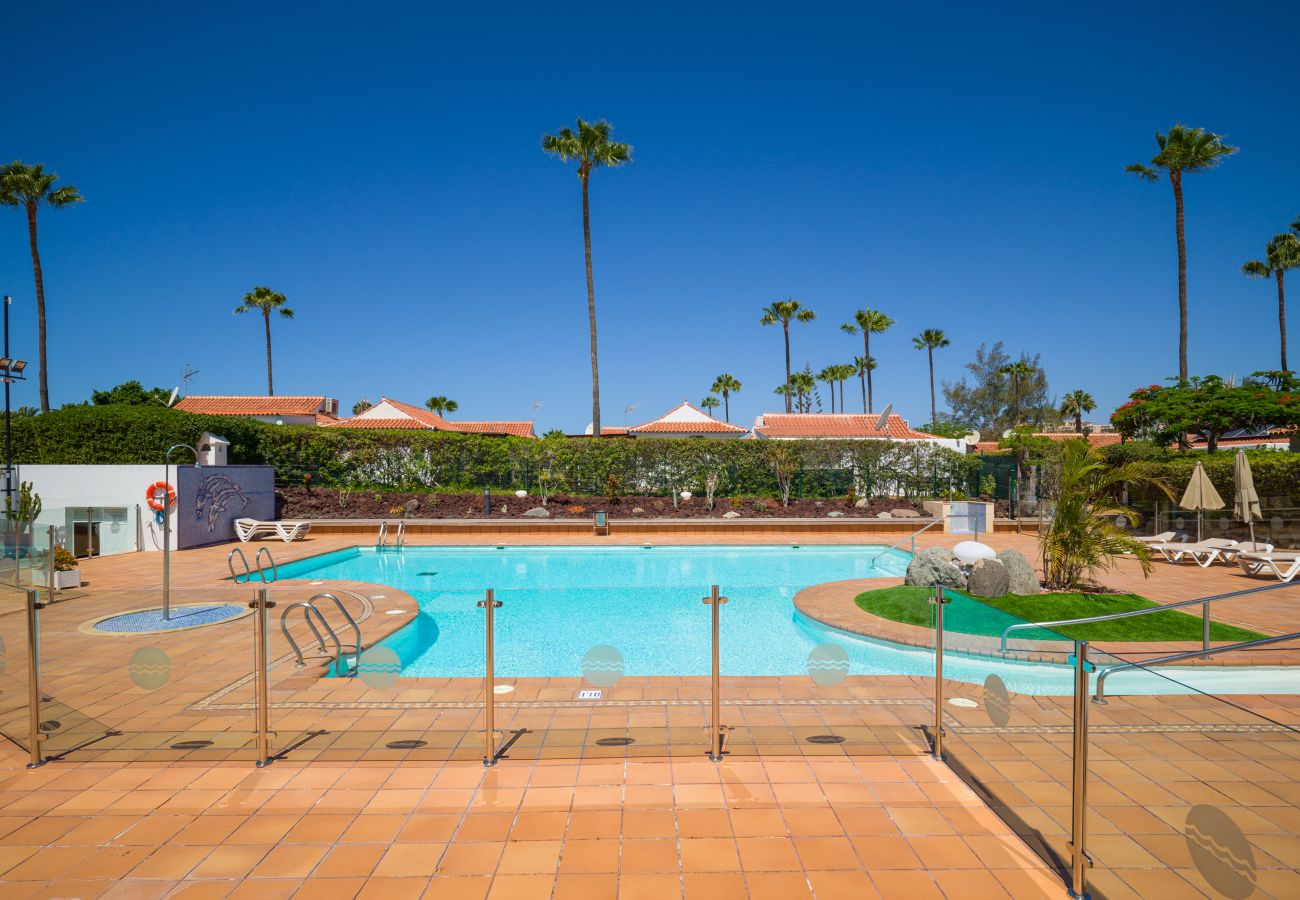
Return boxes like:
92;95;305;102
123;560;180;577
1179;461;1225;542
1233;450;1261;545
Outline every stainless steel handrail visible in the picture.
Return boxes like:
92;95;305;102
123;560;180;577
228;548;253;583
280;601;348;676
376;521;388;548
311;592;363;662
395;521;406;548
255;547;278;583
1092;629;1300;703
1000;580;1300;652
872;513;981;559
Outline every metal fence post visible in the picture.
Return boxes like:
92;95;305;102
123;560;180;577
478;588;502;766
25;589;45;769
1070;641;1092;899
251;587;276;767
703;584;729;761
931;585;948;761
46;525;55;599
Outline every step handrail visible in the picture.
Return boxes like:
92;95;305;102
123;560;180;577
1092;629;1300;704
309;592;363;663
255;547;278;583
999;580;1300;652
377;520;388;548
280;602;347;676
395;520;406;548
872;512;981;559
227;548;253;583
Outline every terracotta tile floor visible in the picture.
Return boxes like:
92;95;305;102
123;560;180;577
0;528;1297;896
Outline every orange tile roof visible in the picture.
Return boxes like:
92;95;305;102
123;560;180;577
329;397;535;437
176;395;335;417
972;432;1122;453
627;402;748;434
753;413;940;440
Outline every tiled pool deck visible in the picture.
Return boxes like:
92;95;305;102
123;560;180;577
0;530;1296;897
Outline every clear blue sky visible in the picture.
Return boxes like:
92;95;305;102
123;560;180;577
4;2;1297;433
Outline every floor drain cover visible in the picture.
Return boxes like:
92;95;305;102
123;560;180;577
805;734;846;744
39;720;61;732
594;737;635;746
386;740;428;750
948;698;979;708
171;740;214;750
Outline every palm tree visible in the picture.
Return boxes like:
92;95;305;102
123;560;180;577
828;363;856;412
710;374;742;423
700;396;721;415
426;396;458;417
816;366;839;413
1127;126;1238;382
912;329;950;425
760;299;817;412
233;287;294;395
999;360;1035;426
791;371;816;412
0;161;84;411
1242;233;1300;373
1060;389;1096;433
541;119;632;438
852;356;876;413
352;399;373;415
840;308;894;413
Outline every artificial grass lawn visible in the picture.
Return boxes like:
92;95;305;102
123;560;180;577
854;585;1266;643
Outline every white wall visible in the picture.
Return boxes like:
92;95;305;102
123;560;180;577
17;464;185;554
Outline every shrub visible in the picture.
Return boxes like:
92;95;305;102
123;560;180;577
566;505;586;515
53;546;78;571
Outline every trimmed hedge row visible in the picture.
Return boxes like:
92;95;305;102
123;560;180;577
1103;441;1300;500
11;405;983;500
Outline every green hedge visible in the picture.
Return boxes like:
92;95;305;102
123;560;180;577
11;405;983;500
1104;441;1300;500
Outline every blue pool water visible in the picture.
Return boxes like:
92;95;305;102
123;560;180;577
277;545;1300;697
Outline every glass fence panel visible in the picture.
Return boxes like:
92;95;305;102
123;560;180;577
1083;642;1300;899
0;585;33;753
32;587;257;763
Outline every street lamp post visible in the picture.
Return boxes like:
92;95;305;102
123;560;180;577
1;296;29;511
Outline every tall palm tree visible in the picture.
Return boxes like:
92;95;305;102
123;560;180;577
1242;233;1300;373
829;363;856;412
700;396;721;415
852;356;876;413
816;366;839;413
710;373;742;423
790;371;816;412
541;119;632;438
760;299;816;412
840;308;894;413
1127;125;1238;382
999;360;1035;426
912;329;950;425
1060;389;1097;433
0;161;84;412
233;287;294;395
352;399;373;415
426;396;458;417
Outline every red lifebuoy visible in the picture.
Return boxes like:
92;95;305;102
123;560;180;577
146;481;176;512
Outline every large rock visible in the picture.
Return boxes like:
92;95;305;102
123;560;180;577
523;507;550;518
827;511;844;518
876;511;893;519
905;547;968;591
997;549;1040;595
891;508;921;518
722;511;741;519
966;559;1009;598
854;498;871;509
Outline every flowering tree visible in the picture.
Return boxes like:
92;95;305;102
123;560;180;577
1111;376;1298;451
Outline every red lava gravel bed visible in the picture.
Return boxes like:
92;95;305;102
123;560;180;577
276;487;932;520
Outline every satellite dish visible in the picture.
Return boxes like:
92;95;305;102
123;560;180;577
167;387;179;407
874;403;894;432
1002;429;1014;439
964;430;981;445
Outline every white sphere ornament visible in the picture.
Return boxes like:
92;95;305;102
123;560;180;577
953;541;997;565
515;490;527;498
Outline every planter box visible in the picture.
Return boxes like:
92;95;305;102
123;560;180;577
34;569;82;590
921;500;993;536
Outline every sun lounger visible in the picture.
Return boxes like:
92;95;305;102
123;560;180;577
235;518;312;542
1152;537;1236;564
1184;540;1272;568
1134;531;1184;546
1236;550;1300;582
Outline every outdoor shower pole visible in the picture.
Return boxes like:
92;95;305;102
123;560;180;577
1070;641;1092;899
162;444;199;621
24;589;45;769
932;585;948;761
478;588;502;766
252;587;275;766
703;584;728;761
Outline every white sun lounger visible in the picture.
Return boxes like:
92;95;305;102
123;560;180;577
1152;537;1237;564
1184;540;1272;568
1134;531;1184;546
235;518;312;542
1236;550;1300;582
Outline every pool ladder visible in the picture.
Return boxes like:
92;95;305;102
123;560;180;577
281;592;364;677
376;520;405;549
228;547;278;583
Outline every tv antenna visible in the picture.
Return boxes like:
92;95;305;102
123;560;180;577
624;402;640;419
531;400;541;422
181;364;200;392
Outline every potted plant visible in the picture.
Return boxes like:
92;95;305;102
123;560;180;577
3;482;41;559
34;546;81;590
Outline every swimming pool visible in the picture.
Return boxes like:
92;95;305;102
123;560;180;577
278;544;1299;696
